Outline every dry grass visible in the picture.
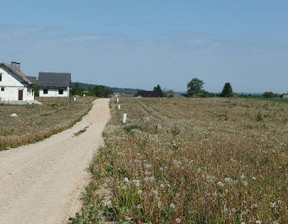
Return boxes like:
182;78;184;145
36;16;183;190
78;97;288;223
0;97;95;150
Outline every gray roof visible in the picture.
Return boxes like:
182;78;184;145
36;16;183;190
0;62;32;85
26;76;37;85
38;72;71;88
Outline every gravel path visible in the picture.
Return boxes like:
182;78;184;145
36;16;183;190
0;98;110;224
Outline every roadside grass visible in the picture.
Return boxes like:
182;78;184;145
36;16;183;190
74;97;288;223
0;97;95;151
74;126;89;137
257;98;288;104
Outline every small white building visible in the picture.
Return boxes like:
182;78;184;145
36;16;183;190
38;72;71;97
0;61;35;102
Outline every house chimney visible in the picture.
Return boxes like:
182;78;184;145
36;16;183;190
11;61;20;71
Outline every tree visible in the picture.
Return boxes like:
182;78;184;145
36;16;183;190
262;92;275;98
220;82;233;97
70;82;84;96
187;78;204;96
93;85;112;97
153;84;163;93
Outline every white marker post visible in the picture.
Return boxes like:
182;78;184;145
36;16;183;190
118;104;121;110
116;98;119;103
123;113;127;124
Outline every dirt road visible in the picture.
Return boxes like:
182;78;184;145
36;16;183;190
0;98;110;224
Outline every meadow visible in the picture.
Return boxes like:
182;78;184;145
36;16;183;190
0;97;94;151
75;97;288;224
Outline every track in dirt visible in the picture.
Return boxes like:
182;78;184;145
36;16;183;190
0;98;110;224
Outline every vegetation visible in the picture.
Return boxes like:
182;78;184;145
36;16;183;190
75;97;288;223
153;84;163;95
0;97;94;150
220;82;233;97
70;82;112;97
187;78;204;97
71;82;140;96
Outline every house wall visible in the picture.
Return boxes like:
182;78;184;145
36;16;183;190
39;88;69;97
0;66;34;101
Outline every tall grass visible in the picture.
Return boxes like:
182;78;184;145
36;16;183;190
0;97;94;150
75;98;288;223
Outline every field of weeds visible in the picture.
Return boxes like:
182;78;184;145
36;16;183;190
0;97;94;150
76;97;288;224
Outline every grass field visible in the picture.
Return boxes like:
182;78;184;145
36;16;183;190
0;97;94;151
75;97;288;224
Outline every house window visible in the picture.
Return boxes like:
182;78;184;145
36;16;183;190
43;89;48;94
59;89;64;95
0;73;2;81
1;87;4;91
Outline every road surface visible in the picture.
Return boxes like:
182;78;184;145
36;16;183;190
0;98;110;224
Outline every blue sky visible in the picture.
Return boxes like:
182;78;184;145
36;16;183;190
0;0;287;93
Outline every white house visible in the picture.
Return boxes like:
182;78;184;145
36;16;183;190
0;61;35;102
38;72;71;97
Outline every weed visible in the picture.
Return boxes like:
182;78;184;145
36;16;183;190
76;97;288;223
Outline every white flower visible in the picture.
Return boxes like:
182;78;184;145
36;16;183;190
241;174;245;179
160;184;165;188
145;171;151;176
124;177;129;183
217;181;224;187
138;190;143;194
176;218;181;223
270;202;276;208
137;204;142;209
252;176;256;180
152;190;158;195
243;181;248;187
170;203;176;209
256;221;261;224
225;177;232;183
150;176;155;182
145;164;152;169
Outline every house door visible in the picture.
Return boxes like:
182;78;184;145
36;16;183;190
18;90;23;100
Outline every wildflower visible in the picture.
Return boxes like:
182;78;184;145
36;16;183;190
176;218;181;223
243;181;248;187
145;164;152;169
256;221;261;224
133;180;140;187
124;177;129;183
270;202;276;208
145;171;151;176
159;167;163;171
252;176;256;180
150;176;155;182
170;203;176;209
217;181;224;187
138;190;143;195
225;177;232;183
241;174;245;179
137;204;142;209
152;190;158;195
160;184;165;188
